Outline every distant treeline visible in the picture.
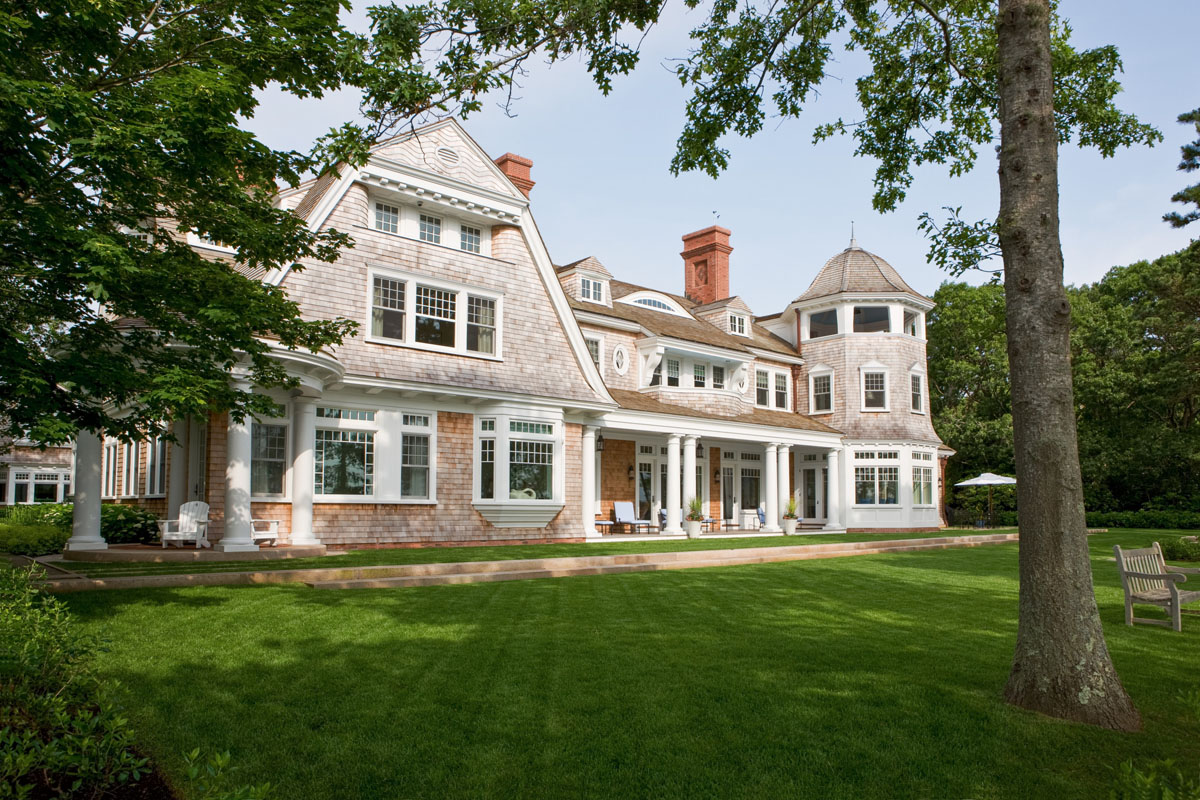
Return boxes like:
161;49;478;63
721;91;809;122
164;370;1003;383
929;239;1200;517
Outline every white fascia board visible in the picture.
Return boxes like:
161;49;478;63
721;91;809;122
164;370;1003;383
339;374;616;415
599;408;844;448
365;157;529;219
375;118;529;200
574;310;643;333
266;165;360;286
517;208;616;405
794;293;935;312
843;437;947;449
638;335;750;365
747;347;804;366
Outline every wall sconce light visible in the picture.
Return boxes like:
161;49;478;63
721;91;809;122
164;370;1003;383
627;465;635;481
596;433;605;452
713;469;721;484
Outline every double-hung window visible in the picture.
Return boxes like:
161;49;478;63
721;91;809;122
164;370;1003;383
693;364;706;388
666;359;680;387
252;423;288;496
581;277;605;302
419;213;441;244
911;374;924;413
400;416;432;499
475;416;561;505
811;373;832;413
775;373;789;410
585;337;601;370
121;441;139;497
913;466;934;505
729;314;747;335
756;370;770;406
712;366;725;389
145;435;168;497
863;371;887;410
369;270;501;357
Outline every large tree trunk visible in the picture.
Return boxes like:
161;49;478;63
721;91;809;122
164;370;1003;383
996;0;1140;731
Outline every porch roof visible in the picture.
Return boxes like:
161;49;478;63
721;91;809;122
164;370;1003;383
607;389;842;435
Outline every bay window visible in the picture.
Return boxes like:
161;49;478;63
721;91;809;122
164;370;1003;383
473;413;563;519
913;466;934;505
854;453;900;505
368;269;502;358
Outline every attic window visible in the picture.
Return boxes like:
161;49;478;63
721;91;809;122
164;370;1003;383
729;313;748;336
619;292;687;315
581;277;605;303
635;297;673;311
436;147;460;165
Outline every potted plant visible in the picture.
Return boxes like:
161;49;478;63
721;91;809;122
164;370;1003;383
782;496;800;535
685;496;705;539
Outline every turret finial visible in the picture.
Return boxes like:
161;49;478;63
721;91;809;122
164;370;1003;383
849;221;858;250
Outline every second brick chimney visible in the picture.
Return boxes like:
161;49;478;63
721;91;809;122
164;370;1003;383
681;225;732;305
493;153;535;197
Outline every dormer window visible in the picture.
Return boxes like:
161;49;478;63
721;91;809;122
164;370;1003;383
808;309;838;339
853;306;891;333
619;292;687;315
666;359;680;387
635;297;674;311
729;314;748;336
581;277;605;303
371;197;491;256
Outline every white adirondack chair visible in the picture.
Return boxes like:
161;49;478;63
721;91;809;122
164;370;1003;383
1114;542;1200;631
158;501;211;549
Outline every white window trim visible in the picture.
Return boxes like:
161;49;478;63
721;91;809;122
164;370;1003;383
851;305;894;335
912;465;936;507
313;405;438;504
585;334;605;375
808;365;834;415
120;441;140;498
472;409;566;527
368;196;493;257
250;418;291;501
579;274;608;305
5;466;72;505
859;363;890;413
729;313;749;336
852;463;902;507
145;434;168;498
804;307;841;341
612;344;629;376
366;267;504;361
102;440;119;499
909;368;926;415
617;291;688;316
754;366;791;411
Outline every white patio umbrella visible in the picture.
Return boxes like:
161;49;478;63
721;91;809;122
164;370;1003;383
954;472;1017;524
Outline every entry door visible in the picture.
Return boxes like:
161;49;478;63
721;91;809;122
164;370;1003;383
804;468;818;518
721;466;735;521
637;460;655;519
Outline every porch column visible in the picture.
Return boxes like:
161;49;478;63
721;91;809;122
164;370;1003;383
166;419;188;519
682;435;698;509
777;443;791;525
664;433;682;533
216;412;258;552
825;447;842;530
66;429;106;551
581;425;598;538
763;443;781;532
289;398;318;545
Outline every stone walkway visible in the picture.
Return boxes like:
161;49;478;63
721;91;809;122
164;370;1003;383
38;533;1018;593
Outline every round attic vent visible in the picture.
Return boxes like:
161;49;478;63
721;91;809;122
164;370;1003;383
436;147;460;165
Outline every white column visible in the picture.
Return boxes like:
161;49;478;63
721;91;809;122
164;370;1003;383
664;434;682;533
66;429;106;550
166;419;188;519
216;413;258;551
777;444;791;525
682;435;698;509
289;398;318;545
581;426;598;538
763;443;781;532
825;447;842;530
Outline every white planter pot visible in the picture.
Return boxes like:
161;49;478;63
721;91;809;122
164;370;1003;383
685;520;703;539
782;518;798;535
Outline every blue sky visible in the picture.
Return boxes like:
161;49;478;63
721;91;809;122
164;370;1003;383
250;0;1199;314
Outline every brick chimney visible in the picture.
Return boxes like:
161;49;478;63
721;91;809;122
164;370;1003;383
681;225;732;305
493;153;535;197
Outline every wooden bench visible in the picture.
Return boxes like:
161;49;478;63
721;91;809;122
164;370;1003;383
1114;542;1200;632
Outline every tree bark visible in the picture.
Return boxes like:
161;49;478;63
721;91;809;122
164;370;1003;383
996;0;1140;731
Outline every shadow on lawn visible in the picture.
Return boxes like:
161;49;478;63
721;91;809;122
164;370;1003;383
62;550;1200;800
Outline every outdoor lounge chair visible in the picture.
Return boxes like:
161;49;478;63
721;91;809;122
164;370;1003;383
1114;542;1200;632
157;501;211;549
613;501;653;534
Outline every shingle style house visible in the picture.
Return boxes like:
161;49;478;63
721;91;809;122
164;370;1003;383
58;119;949;551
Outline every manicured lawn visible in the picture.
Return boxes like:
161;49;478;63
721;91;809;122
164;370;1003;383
60;529;978;578
63;529;1200;799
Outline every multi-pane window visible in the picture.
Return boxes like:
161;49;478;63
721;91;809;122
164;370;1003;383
729;314;747;335
853;306;891;333
666;359;680;387
316;407;375;421
374;202;399;234
693;363;706;388
913;467;934;505
415;285;456;347
460;224;481;253
809;309;838;338
581;277;604;302
775;373;789;409
314;430;374;496
756;370;770;406
251;423;287;496
146;435;168;496
510;421;554;434
863;372;887;409
650;363;662;386
418;213;441;244
911;374;923;412
372;276;406;341
401;434;430;499
466;295;496;355
712;366;725;389
121;442;139;496
855;465;899;505
510;440;553;499
812;374;832;412
586;337;601;369
9;471;69;504
479;437;495;499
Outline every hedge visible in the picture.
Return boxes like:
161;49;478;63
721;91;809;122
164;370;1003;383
0;522;71;556
1;503;159;544
980;510;1200;530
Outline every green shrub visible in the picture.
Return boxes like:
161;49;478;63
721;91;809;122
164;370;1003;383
0;521;70;556
1161;537;1200;562
183;749;273;800
6;503;160;544
1086;510;1200;530
0;565;150;797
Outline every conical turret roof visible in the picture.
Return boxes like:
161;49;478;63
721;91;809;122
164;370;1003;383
795;239;929;304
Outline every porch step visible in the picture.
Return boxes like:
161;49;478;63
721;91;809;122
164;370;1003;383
306;534;1017;589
